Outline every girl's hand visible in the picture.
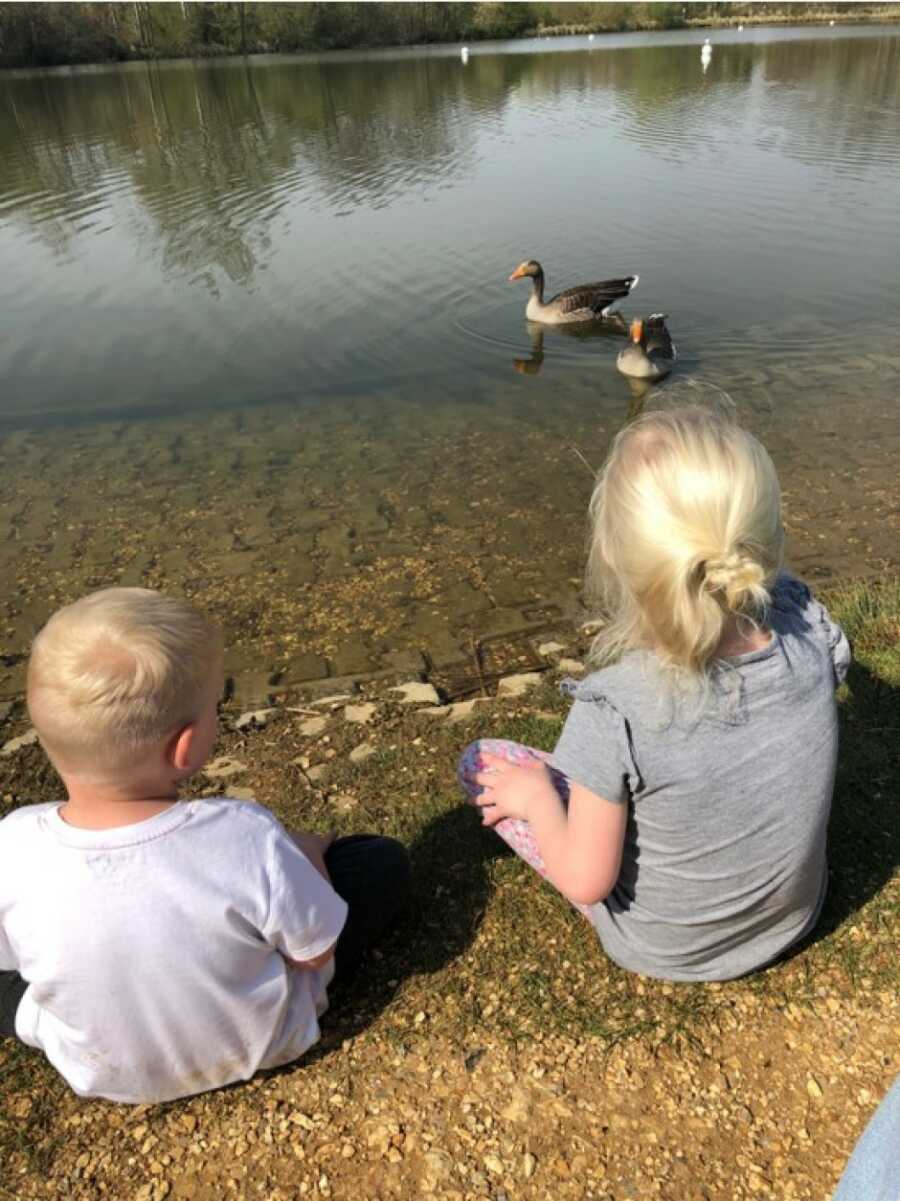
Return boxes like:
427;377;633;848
470;752;561;826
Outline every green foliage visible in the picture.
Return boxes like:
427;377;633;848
1;3;897;68
471;2;533;38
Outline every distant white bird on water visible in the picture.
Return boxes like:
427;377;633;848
588;33;595;41
829;19;835;26
460;45;469;63
700;38;712;72
737;24;744;31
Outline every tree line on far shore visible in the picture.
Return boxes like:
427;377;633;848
0;2;895;69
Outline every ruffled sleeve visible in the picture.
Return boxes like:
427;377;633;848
773;575;852;685
550;680;643;804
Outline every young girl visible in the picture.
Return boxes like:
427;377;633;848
461;405;850;982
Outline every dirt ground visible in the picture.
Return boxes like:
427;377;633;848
2;992;896;1201
1;582;897;1201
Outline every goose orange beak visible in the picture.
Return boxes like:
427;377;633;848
508;266;526;281
630;319;644;343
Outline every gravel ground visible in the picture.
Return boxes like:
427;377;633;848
1;581;897;1201
2;992;896;1201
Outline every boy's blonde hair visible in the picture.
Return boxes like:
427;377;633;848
587;406;784;674
28;588;222;777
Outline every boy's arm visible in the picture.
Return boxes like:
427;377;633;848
263;825;347;971
283;946;335;971
287;830;335;885
281;831;338;970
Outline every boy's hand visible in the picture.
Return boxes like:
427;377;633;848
470;753;560;826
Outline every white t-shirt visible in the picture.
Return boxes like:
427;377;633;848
0;798;348;1103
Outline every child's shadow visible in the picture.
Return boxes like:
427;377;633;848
782;657;899;959
304;803;505;1060
298;658;898;1061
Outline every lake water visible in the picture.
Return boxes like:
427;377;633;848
0;25;898;697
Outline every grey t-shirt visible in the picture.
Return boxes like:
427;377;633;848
551;576;851;982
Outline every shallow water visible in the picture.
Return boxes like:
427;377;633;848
0;26;898;694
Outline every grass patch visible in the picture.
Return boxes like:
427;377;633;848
317;580;899;1056
0;580;896;1182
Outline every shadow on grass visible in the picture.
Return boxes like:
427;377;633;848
302;716;568;1060
311;648;899;1042
303;800;509;1061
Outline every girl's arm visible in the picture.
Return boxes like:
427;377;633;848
472;753;627;906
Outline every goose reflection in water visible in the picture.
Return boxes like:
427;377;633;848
512;317;628;376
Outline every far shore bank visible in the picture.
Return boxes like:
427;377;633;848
536;8;900;37
2;9;899;73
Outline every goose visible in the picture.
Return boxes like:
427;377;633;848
616;314;676;380
508;260;638;325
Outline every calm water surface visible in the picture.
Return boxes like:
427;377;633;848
0;26;898;690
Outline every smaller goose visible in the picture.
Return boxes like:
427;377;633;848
616;314;676;380
508;260;638;325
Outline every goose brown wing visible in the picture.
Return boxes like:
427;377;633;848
549;276;637;315
645;313;675;359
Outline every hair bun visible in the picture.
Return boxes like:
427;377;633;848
704;551;766;609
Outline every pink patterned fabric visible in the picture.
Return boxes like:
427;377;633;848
458;739;592;918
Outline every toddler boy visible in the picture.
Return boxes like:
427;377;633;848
0;588;409;1103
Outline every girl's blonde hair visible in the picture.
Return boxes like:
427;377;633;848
587;406;784;674
27;587;222;778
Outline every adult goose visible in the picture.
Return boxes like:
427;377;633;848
508;259;639;325
616;314;676;380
